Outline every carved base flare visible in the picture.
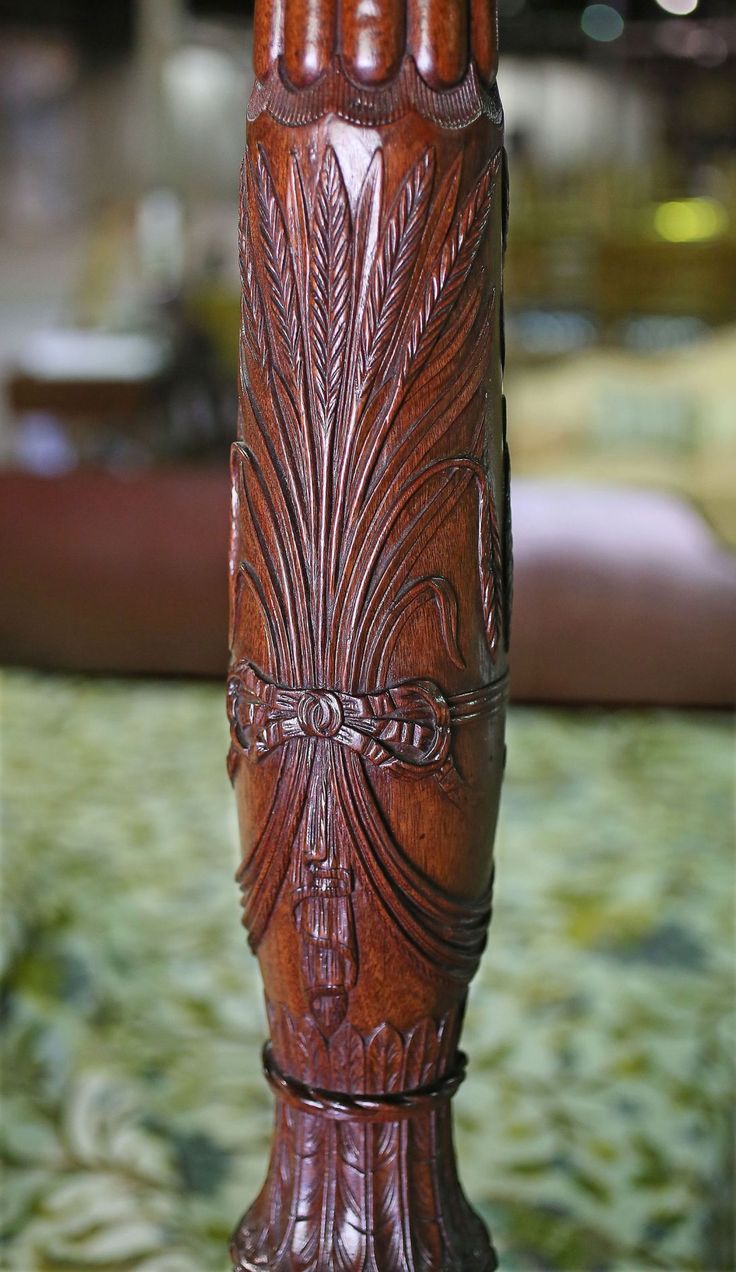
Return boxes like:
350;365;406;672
231;1099;495;1272
231;1010;495;1272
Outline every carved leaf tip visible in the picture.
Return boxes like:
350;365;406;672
402;150;500;385
357;147;436;389
252;144;303;388
309;147;352;436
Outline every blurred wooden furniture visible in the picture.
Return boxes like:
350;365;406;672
6;330;172;465
7;329;170;418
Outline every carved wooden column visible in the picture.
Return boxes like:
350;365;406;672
227;2;510;1266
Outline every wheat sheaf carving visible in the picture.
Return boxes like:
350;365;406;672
230;143;505;1034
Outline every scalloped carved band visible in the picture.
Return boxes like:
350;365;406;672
248;57;503;129
267;1002;465;1092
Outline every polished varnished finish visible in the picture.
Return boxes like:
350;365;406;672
407;0;468;88
470;0;499;83
253;0;284;78
283;0;336;85
229;1;509;1267
340;0;406;85
253;0;501;89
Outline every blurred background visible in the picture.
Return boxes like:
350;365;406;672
1;2;734;1270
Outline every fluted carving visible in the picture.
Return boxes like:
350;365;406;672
253;0;499;87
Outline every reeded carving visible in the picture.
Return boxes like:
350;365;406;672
253;0;499;86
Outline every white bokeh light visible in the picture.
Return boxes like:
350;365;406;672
655;0;699;16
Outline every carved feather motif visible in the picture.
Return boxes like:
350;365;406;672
251;146;304;394
357;149;434;389
310;148;353;436
232;144;504;1016
402;156;498;383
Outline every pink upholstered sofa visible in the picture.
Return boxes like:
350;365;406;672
2;469;734;705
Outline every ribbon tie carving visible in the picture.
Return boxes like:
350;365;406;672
228;662;509;799
228;662;453;776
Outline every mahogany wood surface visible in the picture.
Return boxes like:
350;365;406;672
228;2;510;1266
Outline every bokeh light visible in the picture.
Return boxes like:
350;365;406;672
581;3;625;42
653;197;729;243
655;0;699;15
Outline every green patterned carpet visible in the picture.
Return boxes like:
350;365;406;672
2;673;734;1271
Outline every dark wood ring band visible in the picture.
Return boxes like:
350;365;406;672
262;1042;468;1123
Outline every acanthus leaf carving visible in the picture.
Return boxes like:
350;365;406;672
232;1005;496;1272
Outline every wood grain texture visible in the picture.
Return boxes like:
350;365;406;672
471;0;499;84
229;1;508;1266
253;0;284;78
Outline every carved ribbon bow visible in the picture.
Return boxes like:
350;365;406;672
227;662;455;781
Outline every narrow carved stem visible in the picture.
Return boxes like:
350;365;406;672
228;2;510;1267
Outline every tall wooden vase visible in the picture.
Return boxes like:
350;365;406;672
227;2;510;1266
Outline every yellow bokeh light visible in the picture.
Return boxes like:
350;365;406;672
654;198;728;243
